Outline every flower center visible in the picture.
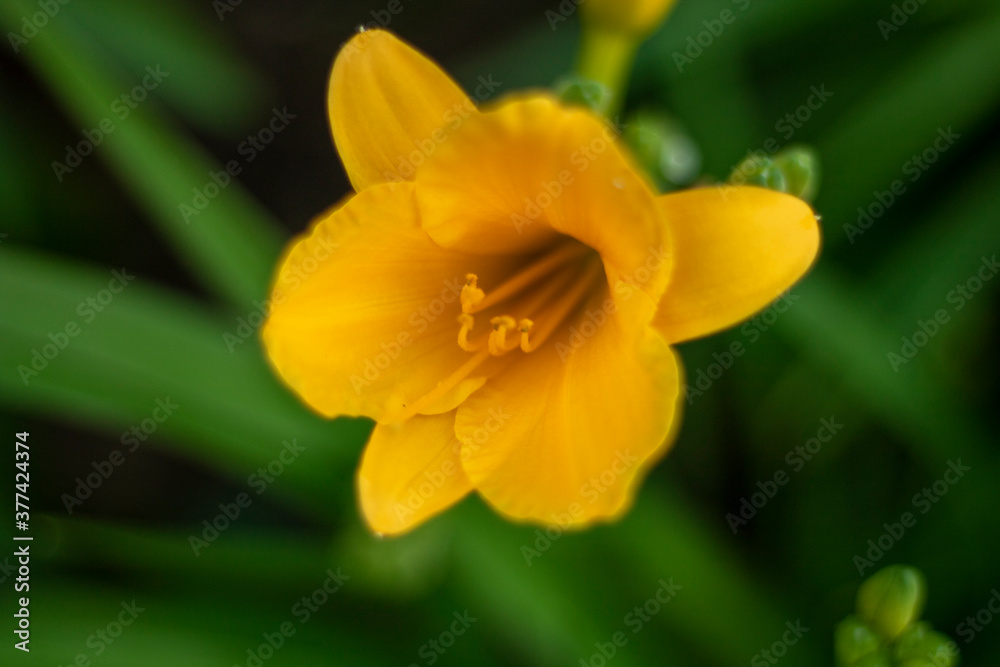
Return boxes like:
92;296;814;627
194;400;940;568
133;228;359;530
458;240;601;357
389;240;602;422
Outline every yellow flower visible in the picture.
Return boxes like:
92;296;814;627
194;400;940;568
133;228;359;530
262;30;820;536
582;0;679;36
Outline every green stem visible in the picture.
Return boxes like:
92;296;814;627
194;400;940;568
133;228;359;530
575;27;639;118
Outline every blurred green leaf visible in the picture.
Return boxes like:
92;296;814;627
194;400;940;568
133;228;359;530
780;269;999;475
873;157;1000;330
0;0;284;307
818;13;1000;245
0;247;367;511
615;487;825;666
68;0;265;134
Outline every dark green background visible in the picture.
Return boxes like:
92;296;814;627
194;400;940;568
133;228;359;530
1;0;998;665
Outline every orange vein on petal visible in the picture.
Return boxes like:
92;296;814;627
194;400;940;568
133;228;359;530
521;261;603;353
462;242;590;315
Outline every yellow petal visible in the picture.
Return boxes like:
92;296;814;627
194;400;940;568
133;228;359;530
261;182;517;422
358;412;472;535
454;290;681;526
328;30;475;191
653;186;820;344
415;96;670;300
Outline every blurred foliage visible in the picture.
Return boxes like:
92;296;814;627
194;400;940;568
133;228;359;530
0;0;998;665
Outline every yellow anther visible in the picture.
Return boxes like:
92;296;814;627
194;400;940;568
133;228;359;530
456;245;601;357
517;319;534;353
461;274;485;313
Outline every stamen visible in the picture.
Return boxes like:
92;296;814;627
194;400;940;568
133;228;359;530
461;274;485;313
455;242;601;359
488;316;518;356
457;314;483;351
518;320;534;353
465;242;589;315
520;261;603;353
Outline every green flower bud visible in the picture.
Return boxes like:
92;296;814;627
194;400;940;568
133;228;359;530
835;616;882;666
894;627;960;667
894;621;933;656
857;565;927;641
851;648;893;667
772;145;820;202
728;154;787;192
554;76;614;115
728;145;821;202
622;111;701;190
